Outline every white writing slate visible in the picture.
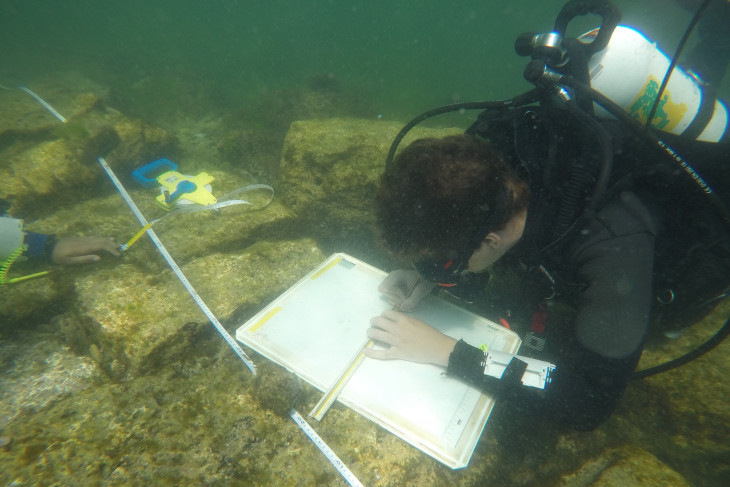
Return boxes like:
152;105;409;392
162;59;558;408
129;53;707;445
236;253;520;469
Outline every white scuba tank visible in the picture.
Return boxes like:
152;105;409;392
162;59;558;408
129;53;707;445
581;25;728;142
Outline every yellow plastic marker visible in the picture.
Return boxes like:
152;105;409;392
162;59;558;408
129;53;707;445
310;275;421;421
155;170;217;211
310;257;342;280
118;222;154;252
310;337;374;420
249;306;282;333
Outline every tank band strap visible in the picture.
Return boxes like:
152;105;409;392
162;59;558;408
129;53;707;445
682;84;716;139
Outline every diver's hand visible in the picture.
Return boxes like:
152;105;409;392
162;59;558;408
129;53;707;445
52;236;121;265
364;309;456;366
378;270;434;312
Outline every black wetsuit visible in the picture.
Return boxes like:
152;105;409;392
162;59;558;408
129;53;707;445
445;188;658;430
444;90;730;429
441;1;730;431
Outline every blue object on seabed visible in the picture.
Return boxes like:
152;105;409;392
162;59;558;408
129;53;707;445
131;158;178;188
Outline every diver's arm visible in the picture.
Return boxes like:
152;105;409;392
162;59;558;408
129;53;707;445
23;232;57;261
570;192;656;359
365;309;456;365
445;334;643;430
550;192;656;428
0;216;55;262
1;216;119;265
550;193;655;428
0;216;24;261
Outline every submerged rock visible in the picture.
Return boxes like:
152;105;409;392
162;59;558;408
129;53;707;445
61;234;325;378
0;78;175;218
560;446;690;487
0;335;101;429
278;117;461;256
2;76;730;486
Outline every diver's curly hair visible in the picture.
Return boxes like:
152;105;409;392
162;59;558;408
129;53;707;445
376;135;529;260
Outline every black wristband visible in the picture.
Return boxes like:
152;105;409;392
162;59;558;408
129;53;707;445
447;339;531;400
42;234;58;264
446;339;486;383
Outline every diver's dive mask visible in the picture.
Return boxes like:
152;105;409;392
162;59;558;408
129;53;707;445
412;254;469;287
412;254;491;304
411;183;508;287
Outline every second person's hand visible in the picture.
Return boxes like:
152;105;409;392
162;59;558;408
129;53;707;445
52;236;121;265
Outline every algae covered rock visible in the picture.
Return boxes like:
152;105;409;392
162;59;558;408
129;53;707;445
110;117;175;170
5;72;730;485
69;237;325;378
560;446;690;487
278;117;461;244
3;138;324;380
0;276;65;332
0;336;101;428
6;138;99;204
0;77;175;218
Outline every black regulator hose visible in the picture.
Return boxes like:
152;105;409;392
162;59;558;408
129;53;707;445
384;89;540;169
553;72;730;232
549;101;614;243
633;317;730;379
546;73;730;379
646;0;713;129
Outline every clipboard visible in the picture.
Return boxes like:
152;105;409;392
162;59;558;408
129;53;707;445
236;253;520;469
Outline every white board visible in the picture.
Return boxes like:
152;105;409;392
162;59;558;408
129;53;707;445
236;253;520;469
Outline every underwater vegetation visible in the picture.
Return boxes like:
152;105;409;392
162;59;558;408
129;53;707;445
0;70;729;486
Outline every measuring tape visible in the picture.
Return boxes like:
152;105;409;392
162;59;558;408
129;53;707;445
97;156;257;374
119;184;274;252
19;86;257;375
290;409;364;487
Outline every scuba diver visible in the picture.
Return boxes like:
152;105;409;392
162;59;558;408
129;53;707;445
365;0;730;430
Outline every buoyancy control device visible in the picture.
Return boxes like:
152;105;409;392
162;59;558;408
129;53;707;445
384;0;730;379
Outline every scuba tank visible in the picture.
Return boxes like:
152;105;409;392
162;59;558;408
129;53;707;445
581;25;728;142
515;0;728;142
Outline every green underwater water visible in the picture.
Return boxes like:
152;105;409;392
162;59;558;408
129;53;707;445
1;1;730;486
3;0;724;122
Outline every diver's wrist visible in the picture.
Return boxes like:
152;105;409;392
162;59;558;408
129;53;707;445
436;336;458;368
